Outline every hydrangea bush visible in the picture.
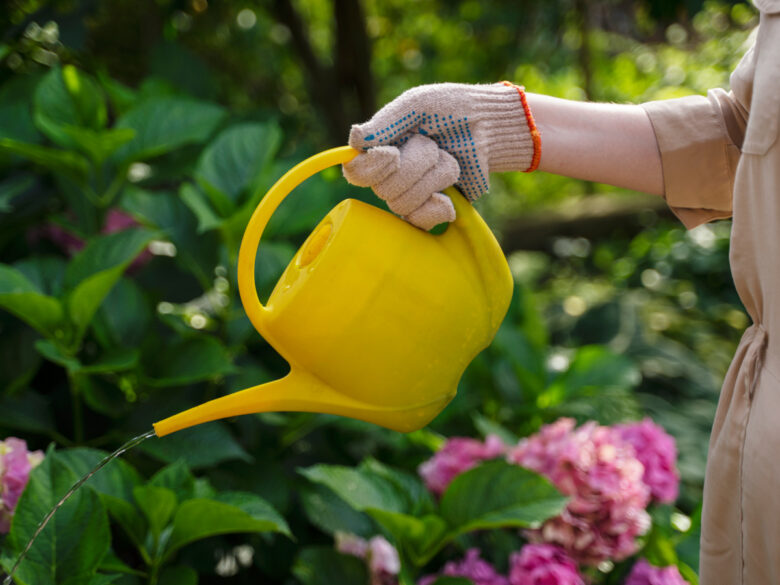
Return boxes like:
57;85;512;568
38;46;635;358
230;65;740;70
328;416;692;585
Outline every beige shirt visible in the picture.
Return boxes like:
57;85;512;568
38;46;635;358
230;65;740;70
641;3;780;583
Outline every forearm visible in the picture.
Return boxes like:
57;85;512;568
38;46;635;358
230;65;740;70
527;93;664;196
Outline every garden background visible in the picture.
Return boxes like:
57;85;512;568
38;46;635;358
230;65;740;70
0;1;755;584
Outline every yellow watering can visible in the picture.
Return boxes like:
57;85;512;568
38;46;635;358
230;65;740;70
152;146;513;437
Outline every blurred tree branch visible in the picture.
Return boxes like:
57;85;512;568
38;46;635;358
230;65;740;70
272;0;375;144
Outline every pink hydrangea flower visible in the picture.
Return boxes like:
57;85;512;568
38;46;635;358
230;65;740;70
419;549;508;585
418;435;507;496
614;419;680;504
625;559;689;585
507;418;651;565
335;533;400;585
0;438;44;533
508;544;585;585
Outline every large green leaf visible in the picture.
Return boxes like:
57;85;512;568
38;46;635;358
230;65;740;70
163;493;289;560
56;447;143;502
299;465;406;514
0;75;41;143
34;66;106;135
300;483;376;538
439;461;568;535
121;186;219;284
179;182;222;233
293;547;369;585
366;509;448;566
143;336;235;387
195;122;281;204
92;277;152;349
3;453;111;585
133;485;177;541
64;228;157;337
140;422;250;469
14;256;67;297
0;264;64;336
113;97;225;162
0;138;89;182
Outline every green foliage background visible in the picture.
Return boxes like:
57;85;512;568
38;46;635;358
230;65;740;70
0;1;755;583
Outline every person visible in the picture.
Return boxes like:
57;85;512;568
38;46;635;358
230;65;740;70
341;2;780;583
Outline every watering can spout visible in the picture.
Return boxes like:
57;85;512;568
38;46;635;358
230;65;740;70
152;369;453;437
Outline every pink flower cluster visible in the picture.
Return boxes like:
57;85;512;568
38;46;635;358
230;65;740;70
0;438;44;533
508;418;651;565
625;559;689;585
418;434;506;496
614;419;680;504
419;548;508;585
418;416;680;568
508;544;585;585
420;545;585;585
336;532;400;585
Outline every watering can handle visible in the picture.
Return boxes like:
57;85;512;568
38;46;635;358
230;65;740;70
237;145;479;337
238;146;360;335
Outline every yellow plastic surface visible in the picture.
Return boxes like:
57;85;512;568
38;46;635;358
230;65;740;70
153;146;513;437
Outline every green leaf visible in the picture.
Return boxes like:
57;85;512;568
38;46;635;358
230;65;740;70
299;465;406;514
104;495;146;548
79;347;140;374
14;256;67;297
36;123;136;164
300;483;376;538
92;277;152;349
428;578;474;585
0;75;40;143
143;336;235;387
113;97;225;162
34;66;106;136
543;345;641;423
0;264;64;336
35;339;80;371
55;447;143;502
439;461;568;535
133;486;177;539
0;138;89;181
195;122;281;204
140;423;251;469
99;550;146;577
121;186;219;284
0;173;36;213
367;510;448;566
361;459;435;515
148;461;197;501
64;229;157;338
163;494;289;560
179;182;222;233
3;453;111;585
293;547;369;585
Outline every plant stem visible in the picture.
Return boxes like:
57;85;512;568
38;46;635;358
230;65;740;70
68;371;85;443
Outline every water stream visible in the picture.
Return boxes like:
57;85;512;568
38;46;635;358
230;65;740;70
2;429;157;585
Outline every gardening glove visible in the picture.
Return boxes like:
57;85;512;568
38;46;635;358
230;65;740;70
343;82;541;229
343;134;460;230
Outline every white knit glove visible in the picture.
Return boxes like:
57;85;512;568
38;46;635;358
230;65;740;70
343;82;539;229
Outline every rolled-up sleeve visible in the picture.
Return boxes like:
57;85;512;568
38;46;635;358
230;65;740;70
640;88;746;229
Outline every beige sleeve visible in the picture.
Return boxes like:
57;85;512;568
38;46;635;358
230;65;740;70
640;88;747;229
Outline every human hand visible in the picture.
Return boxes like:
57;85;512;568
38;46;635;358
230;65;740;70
343;82;540;229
